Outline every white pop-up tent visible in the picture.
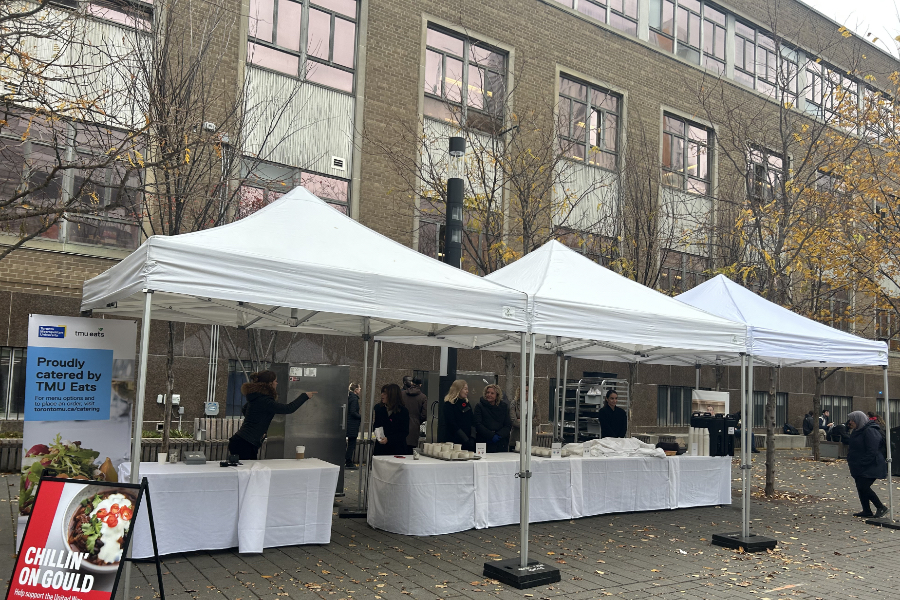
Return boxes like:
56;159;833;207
81;187;530;497
383;240;747;361
677;274;892;538
381;240;749;565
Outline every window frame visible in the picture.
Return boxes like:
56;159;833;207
661;113;711;194
239;157;350;218
247;0;358;94
558;74;621;171
423;24;508;133
751;391;788;429
649;0;725;72
747;146;784;202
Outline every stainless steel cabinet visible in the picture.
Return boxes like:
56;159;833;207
270;363;350;493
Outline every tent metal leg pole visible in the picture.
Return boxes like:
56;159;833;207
695;364;700;390
357;334;369;509
561;357;569;441
741;354;749;539
554;346;561;441
362;340;380;510
886;366;894;521
744;355;754;538
518;334;528;569
123;290;153;600
522;334;537;565
486;334;559;588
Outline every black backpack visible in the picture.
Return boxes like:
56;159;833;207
782;423;798;435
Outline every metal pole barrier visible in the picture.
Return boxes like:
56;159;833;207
744;355;754;538
885;365;894;521
123;290;154;599
518;333;528;569
554;344;562;441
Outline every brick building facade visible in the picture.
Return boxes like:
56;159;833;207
3;0;899;435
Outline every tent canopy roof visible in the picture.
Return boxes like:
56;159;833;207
676;274;887;367
81;188;528;337
380;241;747;365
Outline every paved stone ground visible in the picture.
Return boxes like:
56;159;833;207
2;451;899;600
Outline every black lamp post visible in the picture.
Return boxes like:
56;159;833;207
438;136;465;437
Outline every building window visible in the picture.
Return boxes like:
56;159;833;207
747;147;783;201
423;25;507;133
661;114;710;194
821;395;852;426
239;159;350;218
559;0;638;35
0;116;143;250
247;0;357;93
826;288;851;332
558;75;620;170
876;398;900;430
657;385;698;426
752;391;788;428
875;306;900;352
864;87;895;143
0;348;26;420
649;0;723;72
658;250;707;295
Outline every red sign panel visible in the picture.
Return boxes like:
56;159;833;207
7;478;144;600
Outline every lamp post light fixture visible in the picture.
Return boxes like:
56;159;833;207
443;136;465;270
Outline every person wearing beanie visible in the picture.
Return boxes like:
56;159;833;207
846;410;888;518
228;370;316;460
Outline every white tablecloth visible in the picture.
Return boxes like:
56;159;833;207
118;459;339;557
368;453;731;536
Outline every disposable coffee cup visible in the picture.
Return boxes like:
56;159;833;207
296;445;305;459
157;452;168;464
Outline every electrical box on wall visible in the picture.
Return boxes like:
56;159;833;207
156;394;181;405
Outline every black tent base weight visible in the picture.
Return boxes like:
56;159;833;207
711;532;777;552
864;516;900;529
483;558;561;589
338;507;367;518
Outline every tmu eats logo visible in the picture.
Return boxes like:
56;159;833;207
37;326;66;339
74;327;105;338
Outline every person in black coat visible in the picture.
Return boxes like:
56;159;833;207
373;383;410;456
846;411;888;518
474;384;512;453
443;379;475;451
597;389;627;438
345;383;362;469
228;370;315;460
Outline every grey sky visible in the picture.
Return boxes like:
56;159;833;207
802;0;900;57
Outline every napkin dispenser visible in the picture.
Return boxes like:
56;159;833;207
183;450;207;465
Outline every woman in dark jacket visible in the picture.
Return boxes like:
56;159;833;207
373;383;410;456
474;384;512;453
228;370;315;460
345;383;362;469
443;379;475;451
846;411;888;518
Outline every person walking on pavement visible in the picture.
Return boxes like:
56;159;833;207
846;410;888;519
345;382;362;469
401;376;428;454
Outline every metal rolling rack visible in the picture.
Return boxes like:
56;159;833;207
557;377;630;442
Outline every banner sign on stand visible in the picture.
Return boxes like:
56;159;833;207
6;477;165;600
19;316;137;546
